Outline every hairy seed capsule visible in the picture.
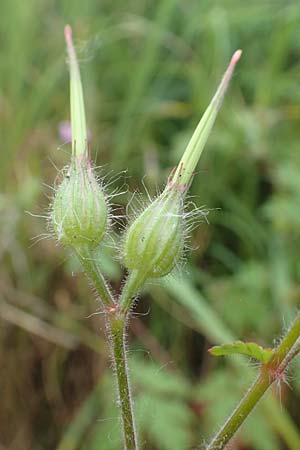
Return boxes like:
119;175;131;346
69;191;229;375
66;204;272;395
51;160;108;250
123;189;184;278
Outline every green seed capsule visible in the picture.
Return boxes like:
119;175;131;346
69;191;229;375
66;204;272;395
51;160;108;250
123;189;184;279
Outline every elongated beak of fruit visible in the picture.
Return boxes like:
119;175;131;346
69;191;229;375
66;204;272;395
169;50;242;193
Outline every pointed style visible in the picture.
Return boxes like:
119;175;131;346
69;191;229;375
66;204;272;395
169;50;242;192
64;25;88;159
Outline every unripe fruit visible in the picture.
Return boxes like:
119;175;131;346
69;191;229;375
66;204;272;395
51;160;108;250
122;50;242;287
123;189;184;279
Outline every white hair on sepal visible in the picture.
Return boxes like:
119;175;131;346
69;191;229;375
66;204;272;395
28;233;53;249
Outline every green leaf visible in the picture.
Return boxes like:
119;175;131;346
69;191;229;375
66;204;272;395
209;341;273;363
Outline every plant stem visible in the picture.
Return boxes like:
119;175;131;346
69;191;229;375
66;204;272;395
206;314;300;450
75;245;138;449
75;245;115;307
119;270;147;314
108;313;138;450
278;338;300;369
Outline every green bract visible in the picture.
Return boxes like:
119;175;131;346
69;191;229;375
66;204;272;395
51;161;108;250
123;189;184;278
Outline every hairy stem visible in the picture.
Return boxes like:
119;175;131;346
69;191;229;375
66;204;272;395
206;314;300;450
108;313;138;450
120;270;147;314
75;245;115;307
76;245;138;449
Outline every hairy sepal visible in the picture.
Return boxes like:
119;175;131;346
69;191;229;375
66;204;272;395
51;158;109;250
123;189;185;279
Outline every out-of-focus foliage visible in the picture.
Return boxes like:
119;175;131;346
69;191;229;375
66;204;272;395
1;1;300;449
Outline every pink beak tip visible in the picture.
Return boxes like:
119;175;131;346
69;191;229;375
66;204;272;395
64;25;73;46
231;49;242;67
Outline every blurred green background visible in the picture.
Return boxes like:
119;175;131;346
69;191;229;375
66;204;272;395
1;0;300;449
